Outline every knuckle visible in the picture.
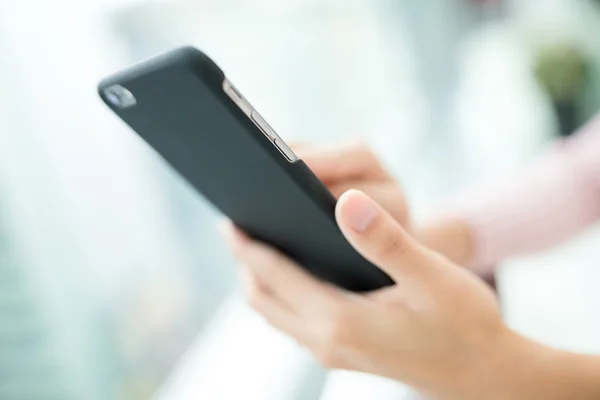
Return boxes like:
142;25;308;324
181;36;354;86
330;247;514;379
355;140;370;153
357;143;377;163
373;230;408;260
352;141;374;158
353;141;380;163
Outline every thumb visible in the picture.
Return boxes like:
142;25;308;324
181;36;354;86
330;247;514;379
336;189;429;281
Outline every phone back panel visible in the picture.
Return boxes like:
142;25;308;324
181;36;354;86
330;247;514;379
98;47;393;292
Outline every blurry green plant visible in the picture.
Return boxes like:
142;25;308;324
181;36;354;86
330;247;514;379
533;42;593;136
534;43;590;102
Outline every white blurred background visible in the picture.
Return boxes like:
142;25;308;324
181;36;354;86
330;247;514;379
1;0;600;399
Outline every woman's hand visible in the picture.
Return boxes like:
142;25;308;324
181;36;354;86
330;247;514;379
296;142;410;230
220;190;509;399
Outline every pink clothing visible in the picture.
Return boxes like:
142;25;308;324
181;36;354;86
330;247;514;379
458;114;600;275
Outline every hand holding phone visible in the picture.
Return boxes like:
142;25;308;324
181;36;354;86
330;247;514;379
98;46;393;292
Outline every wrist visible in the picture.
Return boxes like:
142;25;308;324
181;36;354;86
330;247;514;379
397;322;517;400
470;327;532;400
452;325;524;400
472;328;600;400
426;327;537;400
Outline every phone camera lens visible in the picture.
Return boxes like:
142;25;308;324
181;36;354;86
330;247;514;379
103;85;137;109
105;91;121;106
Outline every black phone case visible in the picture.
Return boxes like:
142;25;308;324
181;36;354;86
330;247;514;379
98;46;393;292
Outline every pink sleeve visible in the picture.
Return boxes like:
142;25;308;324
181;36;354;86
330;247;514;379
454;115;600;275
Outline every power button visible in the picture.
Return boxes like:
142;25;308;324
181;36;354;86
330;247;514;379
274;138;298;162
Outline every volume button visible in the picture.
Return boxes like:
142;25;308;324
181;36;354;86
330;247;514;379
251;111;273;140
274;139;298;162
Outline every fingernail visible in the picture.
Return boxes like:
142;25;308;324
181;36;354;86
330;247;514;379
343;191;378;232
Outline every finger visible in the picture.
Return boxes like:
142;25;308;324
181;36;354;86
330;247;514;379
239;261;297;314
240;267;311;344
335;190;429;281
289;141;313;152
239;262;275;300
299;141;387;183
218;218;248;248
328;181;406;224
220;222;343;315
328;180;380;199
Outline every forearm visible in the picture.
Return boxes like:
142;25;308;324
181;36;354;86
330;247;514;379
416;123;600;270
403;324;600;400
484;330;600;400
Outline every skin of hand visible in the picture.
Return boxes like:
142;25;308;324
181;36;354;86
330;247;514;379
220;189;508;399
220;144;600;399
221;190;600;399
296;142;475;266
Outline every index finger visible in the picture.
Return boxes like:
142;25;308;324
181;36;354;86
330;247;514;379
297;141;387;183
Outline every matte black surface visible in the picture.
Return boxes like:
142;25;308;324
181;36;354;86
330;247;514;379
98;46;393;292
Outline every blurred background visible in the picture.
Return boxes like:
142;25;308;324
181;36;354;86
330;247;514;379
1;0;600;399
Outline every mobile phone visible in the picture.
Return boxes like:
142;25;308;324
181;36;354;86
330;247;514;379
98;46;393;292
